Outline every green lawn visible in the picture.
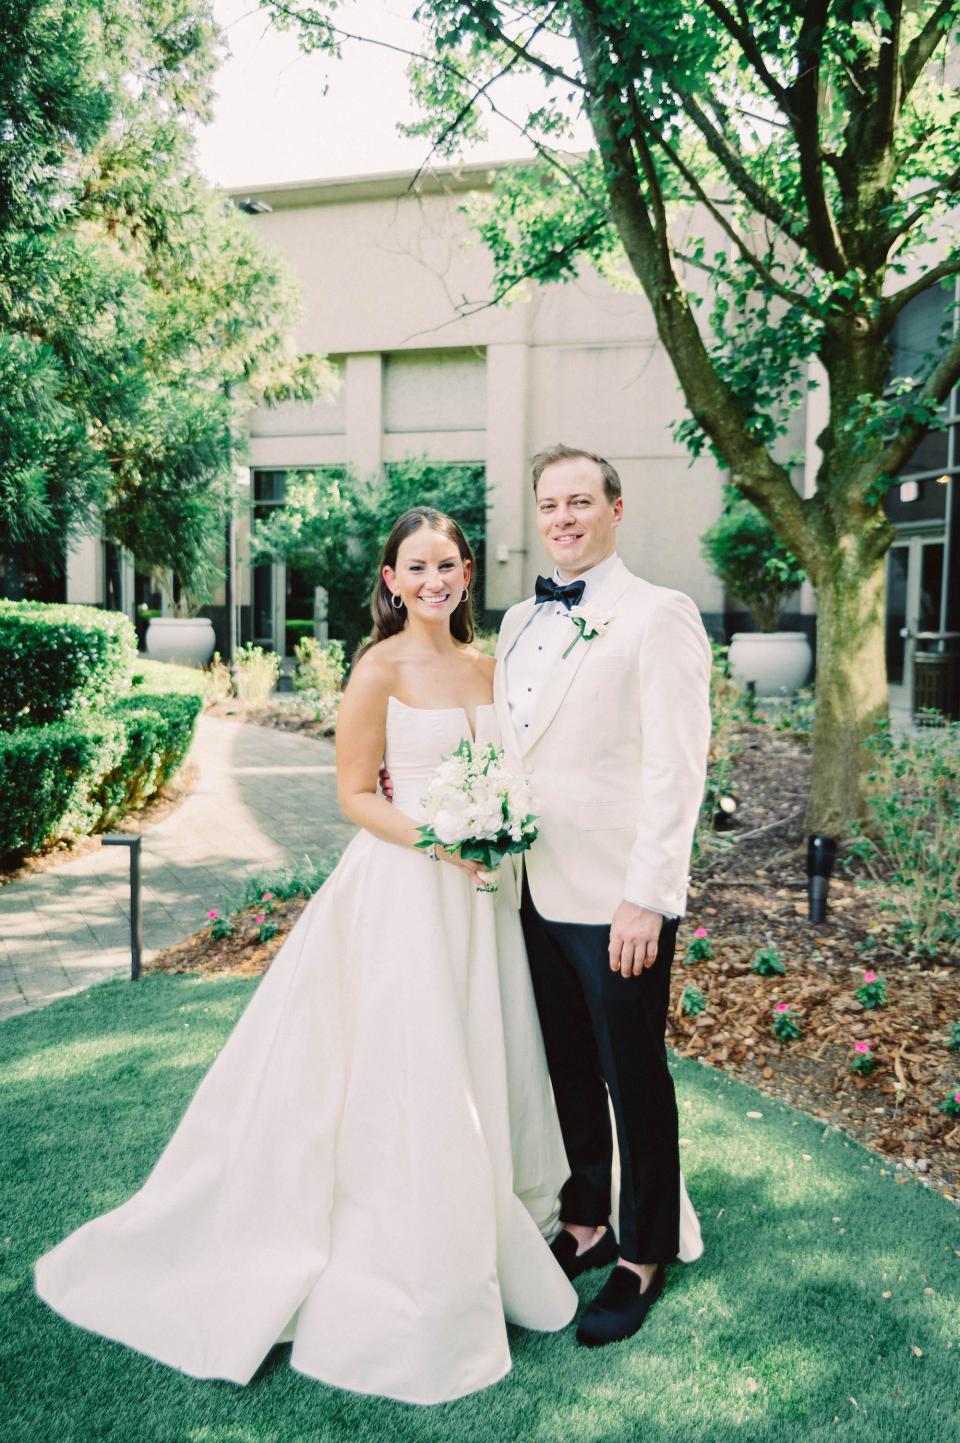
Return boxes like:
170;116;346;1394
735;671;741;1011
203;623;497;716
1;975;958;1443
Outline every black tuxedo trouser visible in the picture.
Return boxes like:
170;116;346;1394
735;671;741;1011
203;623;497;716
520;873;681;1265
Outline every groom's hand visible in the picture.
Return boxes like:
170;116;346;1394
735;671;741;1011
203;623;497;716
378;766;394;802
609;902;663;977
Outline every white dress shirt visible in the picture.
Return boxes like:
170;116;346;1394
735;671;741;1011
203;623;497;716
504;552;675;920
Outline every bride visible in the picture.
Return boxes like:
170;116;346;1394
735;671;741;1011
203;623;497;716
34;506;577;1405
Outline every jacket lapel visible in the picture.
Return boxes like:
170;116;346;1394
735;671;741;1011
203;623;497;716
520;557;634;756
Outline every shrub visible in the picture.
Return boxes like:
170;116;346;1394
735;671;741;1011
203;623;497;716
700;487;806;632
294;637;345;699
0;718;127;860
235;644;280;706
112;692;202;787
0;601;136;729
851;721;960;961
752;943;787;976
0;692;202;861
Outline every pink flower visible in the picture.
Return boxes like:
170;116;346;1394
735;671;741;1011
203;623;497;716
854;1041;871;1055
863;970;877;984
955;1092;960;1104
255;913;266;924
207;910;219;920
775;1003;790;1012
694;927;709;938
262;891;273;901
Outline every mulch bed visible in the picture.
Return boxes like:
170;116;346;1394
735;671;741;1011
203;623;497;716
203;697;336;739
145;722;960;1205
675;724;959;1203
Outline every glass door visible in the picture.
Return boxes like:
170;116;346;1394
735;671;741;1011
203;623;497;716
886;534;946;709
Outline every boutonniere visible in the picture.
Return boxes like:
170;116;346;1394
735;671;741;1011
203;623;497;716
562;605;611;659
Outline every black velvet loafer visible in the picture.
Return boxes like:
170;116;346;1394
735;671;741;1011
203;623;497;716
575;1264;666;1347
549;1225;618;1281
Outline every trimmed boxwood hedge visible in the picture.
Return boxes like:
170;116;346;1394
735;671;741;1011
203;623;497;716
0;692;202;862
0;601;136;730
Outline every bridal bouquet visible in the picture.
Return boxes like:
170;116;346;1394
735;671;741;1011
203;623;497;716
416;739;538;892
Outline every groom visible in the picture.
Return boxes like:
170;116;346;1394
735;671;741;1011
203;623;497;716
494;443;711;1347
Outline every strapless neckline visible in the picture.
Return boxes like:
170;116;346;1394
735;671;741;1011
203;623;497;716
387;694;497;746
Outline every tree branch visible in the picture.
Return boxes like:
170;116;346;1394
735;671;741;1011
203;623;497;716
677;91;802;244
881;254;960;326
784;0;848;274
457;0;586;90
876;325;960;479
699;0;789;108
627;89;815;314
569;2;811;557
900;0;960;96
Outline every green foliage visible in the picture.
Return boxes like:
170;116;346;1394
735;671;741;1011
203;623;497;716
0;601;136;729
938;1089;960;1118
752;944;787;977
850;722;960;961
948;1023;960;1055
232;855;337;909
0;689;200;859
234;644;280;706
855;971;888;1011
0;0;331;595
771;1004;801;1043
693;643;743;867
685;932;714;962
0;716;127;860
292;637;345;724
111;691;203;788
250;457;489;652
849;1044;876;1078
681;985;707;1018
701;489;806;632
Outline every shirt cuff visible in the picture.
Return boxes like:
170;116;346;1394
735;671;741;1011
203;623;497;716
626;900;679;921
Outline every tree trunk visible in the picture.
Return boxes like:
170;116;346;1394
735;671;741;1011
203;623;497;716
807;554;889;835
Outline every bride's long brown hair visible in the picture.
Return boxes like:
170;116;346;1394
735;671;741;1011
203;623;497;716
353;508;477;664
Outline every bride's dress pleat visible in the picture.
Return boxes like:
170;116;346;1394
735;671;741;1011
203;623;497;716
35;698;578;1404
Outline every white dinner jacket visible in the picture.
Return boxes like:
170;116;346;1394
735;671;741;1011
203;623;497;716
494;556;712;926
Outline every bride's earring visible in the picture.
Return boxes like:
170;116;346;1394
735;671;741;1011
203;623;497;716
460;588;468;603
391;592;405;612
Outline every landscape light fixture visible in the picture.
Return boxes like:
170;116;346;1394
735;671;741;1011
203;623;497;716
235;197;273;215
806;833;838;923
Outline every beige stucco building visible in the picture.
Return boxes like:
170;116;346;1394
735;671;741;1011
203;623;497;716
58;157;956;709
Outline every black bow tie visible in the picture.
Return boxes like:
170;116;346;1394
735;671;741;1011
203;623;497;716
534;575;586;609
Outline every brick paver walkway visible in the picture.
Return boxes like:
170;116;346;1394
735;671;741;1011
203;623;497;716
0;717;355;1022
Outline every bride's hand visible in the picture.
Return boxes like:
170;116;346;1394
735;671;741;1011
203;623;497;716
436;846;495;887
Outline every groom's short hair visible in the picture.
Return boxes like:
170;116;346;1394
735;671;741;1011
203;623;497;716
531;443;622;504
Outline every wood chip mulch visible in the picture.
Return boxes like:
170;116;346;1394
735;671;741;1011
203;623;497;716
146;722;960;1206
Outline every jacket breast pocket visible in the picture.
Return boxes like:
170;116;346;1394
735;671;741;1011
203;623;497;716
575;801;637;832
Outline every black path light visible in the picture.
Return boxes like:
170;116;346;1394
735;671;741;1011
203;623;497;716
101;835;143;981
806;833;838;923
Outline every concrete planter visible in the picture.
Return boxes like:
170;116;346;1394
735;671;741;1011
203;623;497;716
145;617;216;668
728;631;812;696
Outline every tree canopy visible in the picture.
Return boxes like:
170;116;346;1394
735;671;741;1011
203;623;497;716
267;0;960;830
0;0;332;601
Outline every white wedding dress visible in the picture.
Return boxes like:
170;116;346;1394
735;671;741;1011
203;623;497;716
34;697;579;1404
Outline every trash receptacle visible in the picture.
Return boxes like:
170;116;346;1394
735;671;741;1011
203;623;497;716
912;635;960;722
